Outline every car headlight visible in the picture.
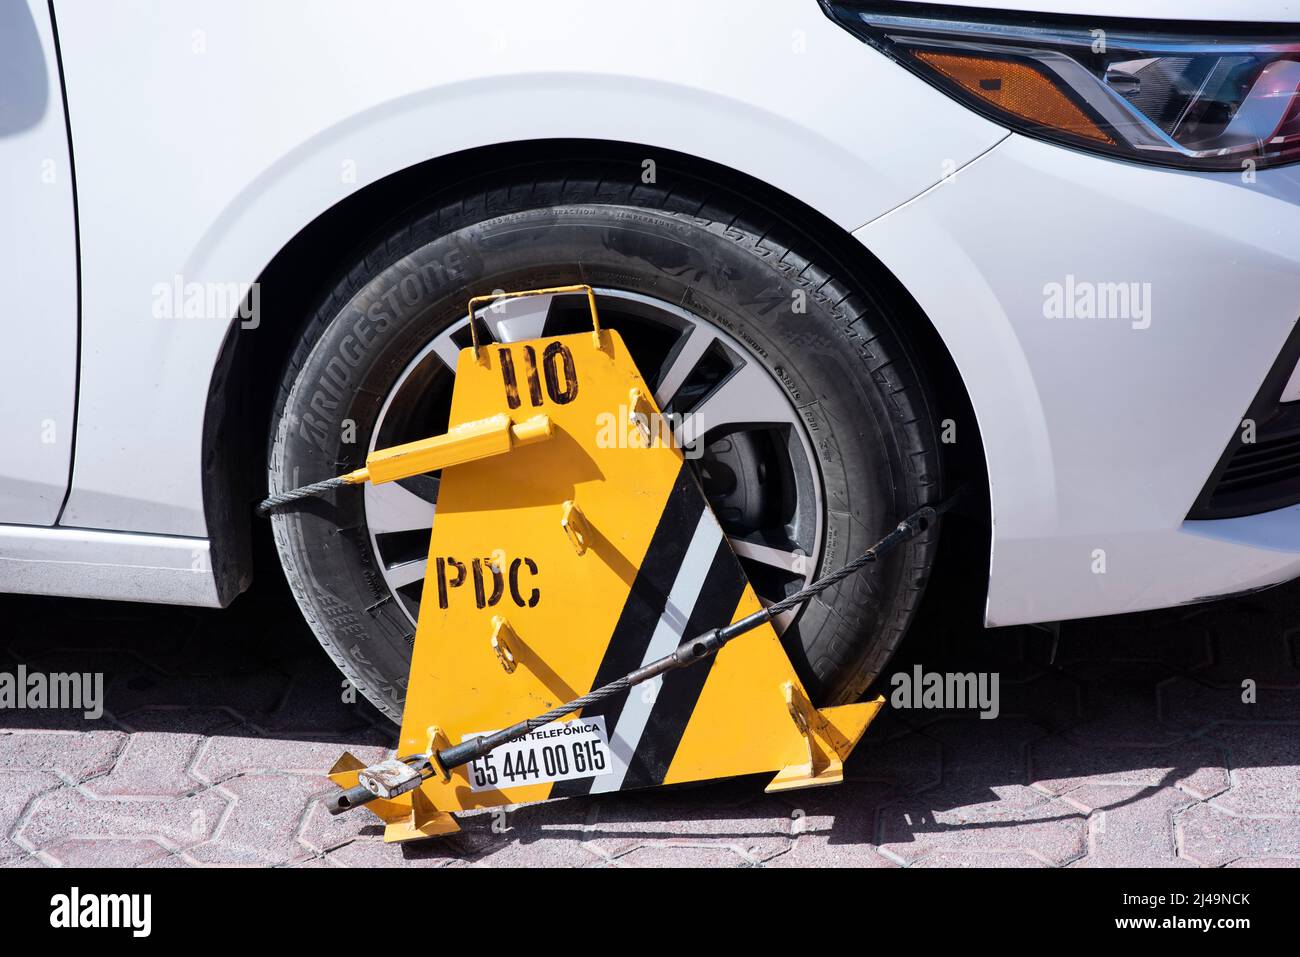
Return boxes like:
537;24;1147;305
822;2;1300;170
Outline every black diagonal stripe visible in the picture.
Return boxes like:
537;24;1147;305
549;464;705;799
619;539;748;790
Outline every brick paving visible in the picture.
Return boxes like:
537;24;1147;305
1;573;1297;868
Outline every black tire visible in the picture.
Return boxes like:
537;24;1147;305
268;170;942;723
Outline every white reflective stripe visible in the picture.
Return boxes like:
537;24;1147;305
1281;356;1300;403
588;511;723;794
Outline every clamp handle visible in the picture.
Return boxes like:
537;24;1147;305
350;412;552;486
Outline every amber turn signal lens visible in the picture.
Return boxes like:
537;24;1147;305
913;50;1114;145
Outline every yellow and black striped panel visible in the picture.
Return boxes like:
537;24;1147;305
552;479;750;797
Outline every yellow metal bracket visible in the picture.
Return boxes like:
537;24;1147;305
490;616;519;674
628;387;658;448
559;499;591;556
766;683;884;792
424;726;452;783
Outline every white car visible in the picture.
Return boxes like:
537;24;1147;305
4;0;1299;721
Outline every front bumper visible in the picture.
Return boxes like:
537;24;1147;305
856;133;1300;626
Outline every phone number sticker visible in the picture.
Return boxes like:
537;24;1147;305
464;717;612;792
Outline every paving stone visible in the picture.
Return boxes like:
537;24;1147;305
1159;677;1300;731
912;850;1049;867
1224;856;1298;868
1194;613;1300;687
19;785;229;852
325;838;459;867
1031;739;1229;800
1056;661;1186;746
766;782;898;868
877;784;1087;866
192;733;388;785
1177;802;1300;867
1204;724;1300;817
107;670;290;722
460;800;606;867
297;795;384;854
42;838;174;867
4;853;46;867
82;732;206;799
0;730;123;781
1056;616;1214;671
846;729;943;792
582;788;795;863
0;770;62;863
254;679;384;738
928;715;1047;782
117;707;241;736
987;670;1087;733
1062;785;1197;868
613;843;755;867
186;774;325;865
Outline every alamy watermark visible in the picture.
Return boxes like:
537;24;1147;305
890;665;1000;719
151;274;260;328
50;887;150;937
594;404;705;459
1043;274;1152;330
0;666;103;719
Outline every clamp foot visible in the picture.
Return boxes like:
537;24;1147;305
383;788;461;843
764;689;883;793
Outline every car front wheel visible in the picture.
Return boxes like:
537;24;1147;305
268;170;942;723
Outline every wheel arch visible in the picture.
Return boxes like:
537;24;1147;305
203;139;990;611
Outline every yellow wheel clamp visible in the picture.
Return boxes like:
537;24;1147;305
260;284;947;843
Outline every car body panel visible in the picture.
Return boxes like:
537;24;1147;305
47;0;1004;537
857;133;1300;624
0;0;78;525
0;524;218;605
